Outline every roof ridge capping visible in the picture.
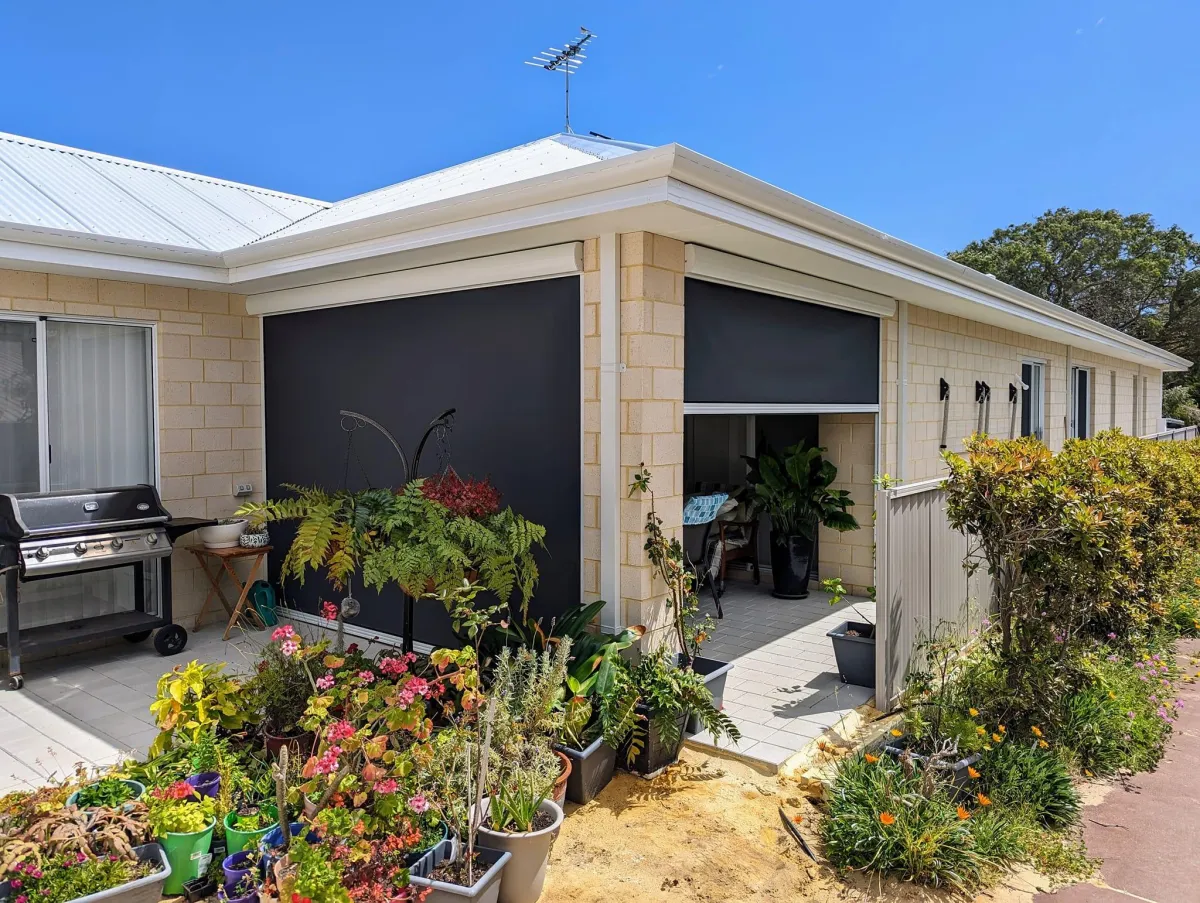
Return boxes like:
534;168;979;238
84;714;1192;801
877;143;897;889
0;130;329;208
665;144;1190;371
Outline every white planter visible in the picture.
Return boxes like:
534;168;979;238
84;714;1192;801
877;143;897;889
198;519;248;549
475;799;563;903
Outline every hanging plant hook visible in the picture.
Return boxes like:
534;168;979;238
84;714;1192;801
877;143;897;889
340;409;410;483
412;408;456;479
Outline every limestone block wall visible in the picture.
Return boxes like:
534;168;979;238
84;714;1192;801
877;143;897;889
0;268;265;625
817;413;875;596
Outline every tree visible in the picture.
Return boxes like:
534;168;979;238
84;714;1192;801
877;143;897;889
949;209;1200;378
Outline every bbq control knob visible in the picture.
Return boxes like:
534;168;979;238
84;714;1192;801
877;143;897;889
110;537;124;551
146;532;158;546
34;547;49;560
74;542;87;556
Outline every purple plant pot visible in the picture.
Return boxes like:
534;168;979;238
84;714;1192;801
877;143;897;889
219;885;259;903
222;850;255;886
186;771;221;799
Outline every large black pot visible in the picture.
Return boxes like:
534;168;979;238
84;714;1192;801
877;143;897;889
769;530;813;599
622;704;687;777
556;736;618;804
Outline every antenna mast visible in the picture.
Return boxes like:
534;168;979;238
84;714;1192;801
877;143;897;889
525;27;596;134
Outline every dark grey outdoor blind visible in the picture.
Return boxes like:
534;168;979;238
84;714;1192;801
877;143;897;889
684;278;880;405
262;277;581;648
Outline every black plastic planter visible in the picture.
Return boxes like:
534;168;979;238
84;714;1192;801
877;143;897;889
827;620;876;689
769;531;813;599
556;736;617;804
623;705;687;777
681;654;734;735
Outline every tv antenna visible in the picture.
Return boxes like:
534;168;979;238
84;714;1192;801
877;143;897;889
525;27;596;134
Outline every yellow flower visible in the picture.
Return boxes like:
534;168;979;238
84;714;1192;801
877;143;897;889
1108;691;1117;701
864;753;880;764
968;708;979;717
879;812;896;826
1084;769;1093;777
1039;739;1050;749
983;744;993;751
890;729;903;738
1031;726;1043;738
976;726;986;736
992;733;1003;743
998;724;1006;733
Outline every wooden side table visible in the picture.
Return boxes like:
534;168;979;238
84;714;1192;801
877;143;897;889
190;545;272;640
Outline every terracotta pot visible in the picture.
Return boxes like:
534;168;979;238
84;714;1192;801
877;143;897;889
551;750;572;808
263;730;311;760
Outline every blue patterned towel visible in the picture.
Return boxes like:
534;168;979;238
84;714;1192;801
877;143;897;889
683;493;730;526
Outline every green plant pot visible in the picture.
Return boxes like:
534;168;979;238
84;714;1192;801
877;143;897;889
223;808;277;854
159;818;216;895
66;778;146;809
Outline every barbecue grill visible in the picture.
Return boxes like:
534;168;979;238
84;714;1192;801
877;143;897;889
0;485;211;690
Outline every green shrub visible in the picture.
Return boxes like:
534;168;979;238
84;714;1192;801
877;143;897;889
822;754;990;890
978;743;1079;828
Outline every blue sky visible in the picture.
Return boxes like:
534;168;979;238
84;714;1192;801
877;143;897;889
2;1;1197;253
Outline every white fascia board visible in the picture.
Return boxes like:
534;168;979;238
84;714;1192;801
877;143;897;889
684;244;895;318
665;177;1188;372
224;146;678;270
245;243;582;316
228;179;671;286
667;152;1190;372
0;236;230;288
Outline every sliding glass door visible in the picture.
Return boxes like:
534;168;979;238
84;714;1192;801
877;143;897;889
0;315;157;629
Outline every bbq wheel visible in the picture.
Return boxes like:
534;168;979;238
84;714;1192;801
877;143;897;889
8;675;23;691
123;630;152;644
153;625;187;656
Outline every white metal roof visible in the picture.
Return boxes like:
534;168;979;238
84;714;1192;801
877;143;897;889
0;131;328;252
250;133;649;244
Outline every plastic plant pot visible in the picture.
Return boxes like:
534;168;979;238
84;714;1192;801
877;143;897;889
407;845;510;903
185;771;221;799
159;817;216;895
0;843;171;903
66;778;146;809
623;706;687;777
223;808;277;854
556;736;617;805
681;654;734;735
219;881;260;903
222;850;256;886
826;621;876;689
257;822;319;878
475;799;563;903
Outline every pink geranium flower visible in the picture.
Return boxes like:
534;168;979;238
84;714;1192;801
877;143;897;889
272;625;297;642
373;779;398;794
280;639;299;657
315;673;335;691
357;670;375;684
409;793;429;814
326;720;355;743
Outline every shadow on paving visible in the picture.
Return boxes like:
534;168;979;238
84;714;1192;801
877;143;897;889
1035;638;1200;903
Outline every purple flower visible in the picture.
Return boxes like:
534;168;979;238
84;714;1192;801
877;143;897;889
1128;711;1136;719
1107;654;1120;662
1150;695;1158;703
1135;661;1145;669
1176;700;1185;709
1107;632;1117;640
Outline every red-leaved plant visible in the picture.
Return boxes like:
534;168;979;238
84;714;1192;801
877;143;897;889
421;471;501;519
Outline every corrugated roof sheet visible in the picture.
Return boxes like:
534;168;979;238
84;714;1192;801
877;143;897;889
0;131;329;252
251;133;650;244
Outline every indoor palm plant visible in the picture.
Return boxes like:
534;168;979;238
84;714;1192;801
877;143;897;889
745;442;860;599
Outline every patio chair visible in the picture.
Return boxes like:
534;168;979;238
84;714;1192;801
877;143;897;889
686;482;760;618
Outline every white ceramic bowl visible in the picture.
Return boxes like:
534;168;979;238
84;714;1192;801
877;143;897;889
197;518;249;549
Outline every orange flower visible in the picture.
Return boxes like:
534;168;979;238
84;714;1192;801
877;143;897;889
1031;726;1043;738
1039;740;1050;749
956;805;971;820
864;753;880;764
998;725;1006;733
792;814;804;823
890;729;903;738
879;812;896;826
992;733;1003;743
976;793;992;807
967;766;981;779
968;708;979;717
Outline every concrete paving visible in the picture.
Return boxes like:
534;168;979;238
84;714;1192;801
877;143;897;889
686;572;875;770
1036;638;1200;903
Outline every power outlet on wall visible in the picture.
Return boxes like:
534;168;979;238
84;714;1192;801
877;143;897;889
234;483;254;497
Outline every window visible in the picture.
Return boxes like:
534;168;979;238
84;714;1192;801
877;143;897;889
1071;366;1092;438
1020;362;1044;440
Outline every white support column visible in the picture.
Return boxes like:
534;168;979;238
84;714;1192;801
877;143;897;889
598;233;622;631
896;299;909;482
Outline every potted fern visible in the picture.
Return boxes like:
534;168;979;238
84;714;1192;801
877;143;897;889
744;442;859;599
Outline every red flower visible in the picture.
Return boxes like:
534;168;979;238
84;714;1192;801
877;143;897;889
321;601;340;621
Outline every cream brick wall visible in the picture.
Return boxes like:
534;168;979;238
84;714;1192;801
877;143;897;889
879;303;1165;481
617;233;686;647
817;413;875;596
0;268;264;624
